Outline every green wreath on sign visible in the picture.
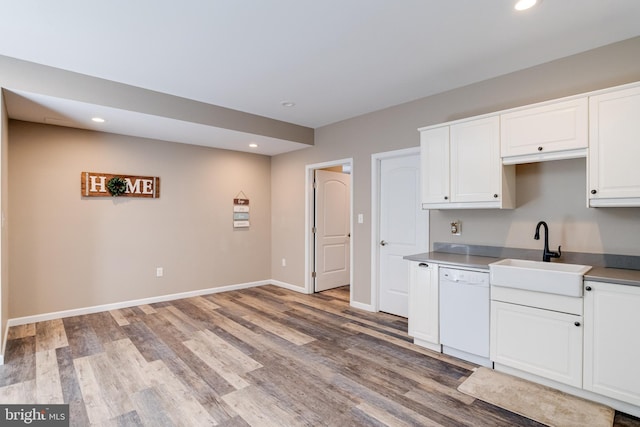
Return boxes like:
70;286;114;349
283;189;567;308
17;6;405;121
107;176;127;197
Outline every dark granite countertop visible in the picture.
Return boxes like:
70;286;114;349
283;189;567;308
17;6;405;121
584;267;640;287
404;244;640;287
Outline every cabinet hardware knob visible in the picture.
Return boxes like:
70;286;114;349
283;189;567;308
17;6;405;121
591;189;597;194
493;194;498;198
574;322;581;327
380;240;388;246
444;196;448;200
418;263;429;268
538;146;543;151
585;286;592;291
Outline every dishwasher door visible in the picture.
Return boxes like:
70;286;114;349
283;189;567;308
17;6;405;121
439;267;491;366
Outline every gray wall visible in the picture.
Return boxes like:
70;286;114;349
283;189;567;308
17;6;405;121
9;121;272;318
1;92;8;358
271;37;640;305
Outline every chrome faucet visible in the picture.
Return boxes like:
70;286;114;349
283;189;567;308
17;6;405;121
534;221;561;262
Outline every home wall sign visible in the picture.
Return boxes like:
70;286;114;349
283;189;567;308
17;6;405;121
233;191;250;228
81;172;160;198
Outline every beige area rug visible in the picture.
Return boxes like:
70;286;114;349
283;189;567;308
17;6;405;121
458;367;614;427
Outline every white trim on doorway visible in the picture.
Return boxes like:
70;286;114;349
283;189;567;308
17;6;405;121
370;147;427;312
304;159;354;301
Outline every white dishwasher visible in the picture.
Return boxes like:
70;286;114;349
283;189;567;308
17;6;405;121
439;267;492;367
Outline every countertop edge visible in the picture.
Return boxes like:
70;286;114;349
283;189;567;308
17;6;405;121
404;252;640;287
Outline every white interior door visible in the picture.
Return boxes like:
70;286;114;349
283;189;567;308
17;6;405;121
378;154;428;317
314;169;351;292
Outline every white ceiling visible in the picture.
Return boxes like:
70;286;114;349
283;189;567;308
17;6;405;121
1;0;640;154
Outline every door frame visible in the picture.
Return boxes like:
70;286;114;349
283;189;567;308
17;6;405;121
305;158;354;299
370;147;427;312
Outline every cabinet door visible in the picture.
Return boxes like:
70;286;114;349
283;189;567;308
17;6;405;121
408;261;439;348
584;281;640;406
450;116;501;203
589;85;640;206
420;127;450;205
490;301;583;388
501;97;587;160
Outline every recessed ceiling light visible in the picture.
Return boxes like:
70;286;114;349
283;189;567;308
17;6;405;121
515;0;538;11
91;117;105;123
249;143;259;148
280;101;295;108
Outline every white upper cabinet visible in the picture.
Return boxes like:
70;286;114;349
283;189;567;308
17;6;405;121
419;80;640;209
588;84;640;207
501;97;588;164
420;126;450;204
420;116;515;209
450;116;502;203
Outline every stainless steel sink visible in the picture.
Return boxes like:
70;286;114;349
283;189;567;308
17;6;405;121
489;258;592;297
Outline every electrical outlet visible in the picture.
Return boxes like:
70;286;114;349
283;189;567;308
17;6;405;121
156;267;164;277
281;258;286;267
450;220;461;235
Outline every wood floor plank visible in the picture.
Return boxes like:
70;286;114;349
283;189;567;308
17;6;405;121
73;355;118;424
103;339;153;395
154;306;201;339
355;401;445;427
187;295;221;312
109;309;130;326
235;290;292;314
138;304;157;315
344;321;477;371
183;335;252;390
7;323;35;340
142;360;220;426
55;346;83;403
130;387;177;427
36;318;69;352
3;285;639;427
139;311;239;401
221;386;302;427
241;313;315;346
63;315;104;358
0;379;36;403
122;320;177;363
199;329;263;372
35;348;64;404
348;345;476;405
87;311;128;344
0;336;36;387
246;350;358;426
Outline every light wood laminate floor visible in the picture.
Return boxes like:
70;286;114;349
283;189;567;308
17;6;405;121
1;285;639;426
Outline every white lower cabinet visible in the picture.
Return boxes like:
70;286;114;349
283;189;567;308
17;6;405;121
584;281;640;406
408;261;439;351
490;300;583;388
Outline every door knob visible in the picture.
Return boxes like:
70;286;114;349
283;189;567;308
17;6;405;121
380;240;388;246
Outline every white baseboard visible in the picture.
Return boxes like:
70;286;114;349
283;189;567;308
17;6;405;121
6;280;270;328
350;300;375;312
0;278;336;365
269;280;309;294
